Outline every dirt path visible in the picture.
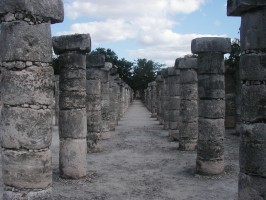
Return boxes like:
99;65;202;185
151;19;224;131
0;100;239;199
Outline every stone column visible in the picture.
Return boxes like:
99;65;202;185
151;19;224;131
155;73;164;125
0;0;63;198
101;62;112;139
178;57;198;151
228;1;266;199
167;67;181;141
109;68;119;130
162;68;170;130
150;81;157;118
192;37;231;175
52;34;90;179
86;54;104;151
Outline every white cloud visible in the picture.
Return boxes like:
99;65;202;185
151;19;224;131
59;0;228;66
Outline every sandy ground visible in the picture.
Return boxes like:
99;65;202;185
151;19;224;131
0;100;239;200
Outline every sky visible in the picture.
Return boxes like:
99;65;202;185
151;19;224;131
52;0;240;67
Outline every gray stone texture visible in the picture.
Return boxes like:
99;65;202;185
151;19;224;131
167;66;180;141
0;0;64;24
155;74;164;125
178;57;198;151
53;34;91;54
192;37;230;175
228;3;266;198
59;139;87;179
0;1;64;197
86;54;104;150
0;22;52;62
53;34;90;179
2;149;52;189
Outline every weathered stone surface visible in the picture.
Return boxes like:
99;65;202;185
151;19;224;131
3;187;52;200
59;139;87;179
58;52;86;70
180;84;198;100
197;139;224;160
168;97;180;110
240;123;266;142
86;95;101;111
59;109;87;139
59;90;86;110
199;100;225;119
178;57;198;69
180;122;198;139
198;75;225;99
198;118;224;140
240;9;266;51
86;68;103;80
86;54;105;68
240;84;266;122
180;100;198;122
86;80;101;95
180;69;198;84
191;37;231;54
196;159;224;176
227;0;266;16
1;66;54;106
87;110;102;122
87;122;101;133
53;34;91;54
240;141;266;177
179;139;197;151
2;149;52;189
0;107;52;150
168;110;180;121
197;53;225;74
0;0;64;23
60;77;86;92
168;83;180;96
0;21;52;62
240;53;266;81
238;172;266;200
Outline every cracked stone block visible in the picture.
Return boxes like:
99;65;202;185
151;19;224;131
0;0;64;23
0;107;52;150
59;109;87;139
199;100;225;119
198;75;225;99
198;118;224;141
1;66;54;106
53;34;91;54
0;21;52;62
59;139;87;179
2;149;52;189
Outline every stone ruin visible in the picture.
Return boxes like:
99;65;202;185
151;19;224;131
0;0;265;199
0;0;64;198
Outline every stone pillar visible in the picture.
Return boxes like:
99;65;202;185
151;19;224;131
162;68;170;130
228;1;266;199
150;81;157;118
86;54;104;151
101;62;112;139
167;67;180;141
155;73;164;125
109;67;119;130
192;37;231;175
0;0;63;198
178;57;198;151
52;34;90;179
54;75;60;125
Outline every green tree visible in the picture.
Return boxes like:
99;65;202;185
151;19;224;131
131;58;163;92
